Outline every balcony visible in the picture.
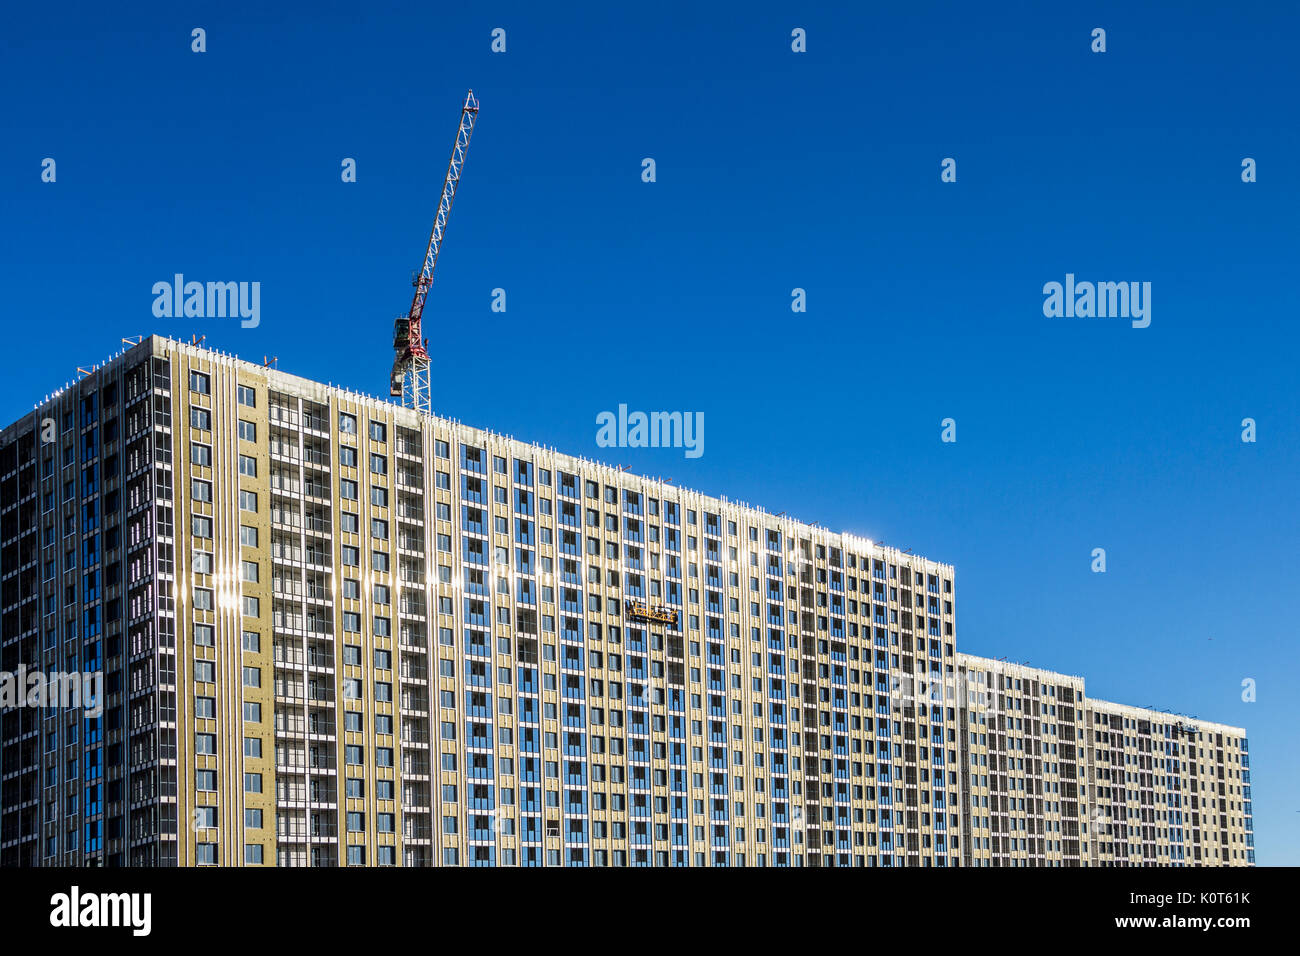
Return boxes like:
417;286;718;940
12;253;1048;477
402;819;432;841
306;649;334;669
400;688;428;713
400;661;428;682
400;596;427;617
307;750;336;771
273;642;305;667
274;679;305;700
401;753;430;776
269;405;300;428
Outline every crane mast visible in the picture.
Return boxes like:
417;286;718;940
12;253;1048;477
391;89;479;414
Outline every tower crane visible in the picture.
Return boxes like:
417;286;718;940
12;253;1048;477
391;89;479;413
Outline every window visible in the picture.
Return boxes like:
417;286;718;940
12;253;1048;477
370;486;388;507
191;479;212;502
241;560;259;582
339;446;357;468
237;385;256;408
190;443;211;467
239;490;258;512
195;697;216;719
194;660;215;683
243;666;261;688
242;630;261;652
190;407;211;430
238;420;256;442
239;455;257;477
192;516;212;538
190;371;210;394
194;624;215;646
244;844;263;864
243;701;261;722
244;773;262;793
370;454;387;475
195;733;216;754
341;480;358;501
339;412;357;434
240;525;258;547
193;588;214;610
369;421;386;442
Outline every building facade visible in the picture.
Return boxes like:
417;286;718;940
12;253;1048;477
956;655;1254;867
0;336;1253;866
957;656;1088;867
1083;699;1251;867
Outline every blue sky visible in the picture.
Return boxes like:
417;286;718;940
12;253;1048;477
3;1;1297;863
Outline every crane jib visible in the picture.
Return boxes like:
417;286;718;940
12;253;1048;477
389;89;478;413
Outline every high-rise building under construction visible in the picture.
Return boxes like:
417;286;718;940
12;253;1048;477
0;336;1254;866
